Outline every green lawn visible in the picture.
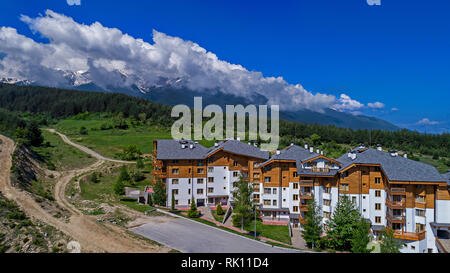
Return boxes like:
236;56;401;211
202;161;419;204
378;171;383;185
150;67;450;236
32;130;97;171
211;210;224;222
245;220;291;245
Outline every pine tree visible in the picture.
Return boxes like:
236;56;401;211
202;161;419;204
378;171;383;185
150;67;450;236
188;195;199;218
118;165;130;182
326;195;361;251
231;176;254;230
171;191;175;211
216;203;225;215
301;199;323;249
114;179;125;195
152;178;166;206
380;228;402;253
351;218;373;253
136;157;145;169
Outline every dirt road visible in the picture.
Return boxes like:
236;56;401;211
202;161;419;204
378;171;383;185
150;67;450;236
0;134;170;253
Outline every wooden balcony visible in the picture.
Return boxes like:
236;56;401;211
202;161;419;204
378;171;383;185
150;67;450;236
388;187;406;195
152;169;167;178
311;167;330;173
386;199;406;208
241;167;249;173
300;180;313;186
393;231;426;241
386;214;406;223
300;192;313;199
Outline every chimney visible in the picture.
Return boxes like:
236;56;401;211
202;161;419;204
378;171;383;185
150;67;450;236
237;137;240;141
351;153;357;160
214;142;219;147
181;144;186;149
248;141;251;145
320;151;324;155
309;146;314;153
189;144;194;149
403;153;407;159
390;150;398;157
194;141;198;144
377;144;382;151
304;143;309;150
290;143;294;146
276;150;281;155
316;148;320;154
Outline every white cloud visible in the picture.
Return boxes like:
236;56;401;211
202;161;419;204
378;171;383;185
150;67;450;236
0;10;386;113
332;94;364;112
367;101;385;109
417;118;439;125
67;0;81;6
391;107;399;111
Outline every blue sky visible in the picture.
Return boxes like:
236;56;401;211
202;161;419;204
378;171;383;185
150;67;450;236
1;0;449;133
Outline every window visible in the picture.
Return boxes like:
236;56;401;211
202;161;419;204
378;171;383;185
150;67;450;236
197;178;204;184
172;168;179;175
233;161;238;167
264;177;271;183
416;223;425;232
264;188;271;194
188;189;191;195
273;188;277;194
208;177;214;183
173;160;178;163
352;197;357;204
233;182;238;188
323;212;331;219
375;177;381;184
197;161;204;166
293;172;298;178
273;200;277;206
188;179;191;184
324;187;331;193
197;189;203;194
172;189;179;195
411;246;415;251
233;171;238;177
172;179;179;185
293;206;299;212
375;190;381;197
208;167;213;173
293;183;298;189
188;168;191;174
416;195;425;203
415;209;425;217
175;199;178;205
197;168;204;174
263;200;271;205
293;194;299;201
375;203;381;210
375;216;381;224
208;156;214;163
340;184;349;191
324;199;331;206
208;187;214;193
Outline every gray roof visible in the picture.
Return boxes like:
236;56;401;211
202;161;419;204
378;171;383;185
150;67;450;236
155;139;209;160
155;139;269;160
337;148;445;183
259;145;319;167
442;171;450;186
206;140;269;160
299;168;339;177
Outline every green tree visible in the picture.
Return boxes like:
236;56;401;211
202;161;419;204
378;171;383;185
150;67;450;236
122;144;142;160
25;120;43;147
136;157;145;169
118;166;130;182
231;176;254;230
380;228;402;253
171;191;175;211
152;178;166;206
310;133;321;147
351;218;373;253
79;126;88;135
114;179;125;195
326;195;361;251
187;195;199;218
301;199;323;249
90;172;100;183
216;203;225;215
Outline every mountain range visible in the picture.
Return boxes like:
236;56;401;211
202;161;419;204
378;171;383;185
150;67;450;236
0;72;399;131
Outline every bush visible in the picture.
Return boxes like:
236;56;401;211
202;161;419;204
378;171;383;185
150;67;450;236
90;172;100;183
216;203;225;215
79;126;88;135
187;197;199;218
114;179;125;195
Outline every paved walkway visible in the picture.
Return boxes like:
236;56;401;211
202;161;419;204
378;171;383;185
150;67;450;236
291;228;308;249
130;212;302;253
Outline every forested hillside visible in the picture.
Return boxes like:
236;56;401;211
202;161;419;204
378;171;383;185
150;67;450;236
0;83;449;160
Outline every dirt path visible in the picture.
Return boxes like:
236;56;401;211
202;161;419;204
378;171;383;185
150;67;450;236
0;134;169;253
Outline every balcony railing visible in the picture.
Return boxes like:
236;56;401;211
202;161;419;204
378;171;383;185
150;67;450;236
386;214;406;223
152;169;167;177
300;192;313;198
388;187;406;195
393;231;426;241
300;180;313;186
386;199;406;208
311;167;330;173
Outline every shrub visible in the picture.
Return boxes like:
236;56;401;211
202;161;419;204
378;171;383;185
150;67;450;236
187;196;199;218
79;126;88;135
216;203;225;215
